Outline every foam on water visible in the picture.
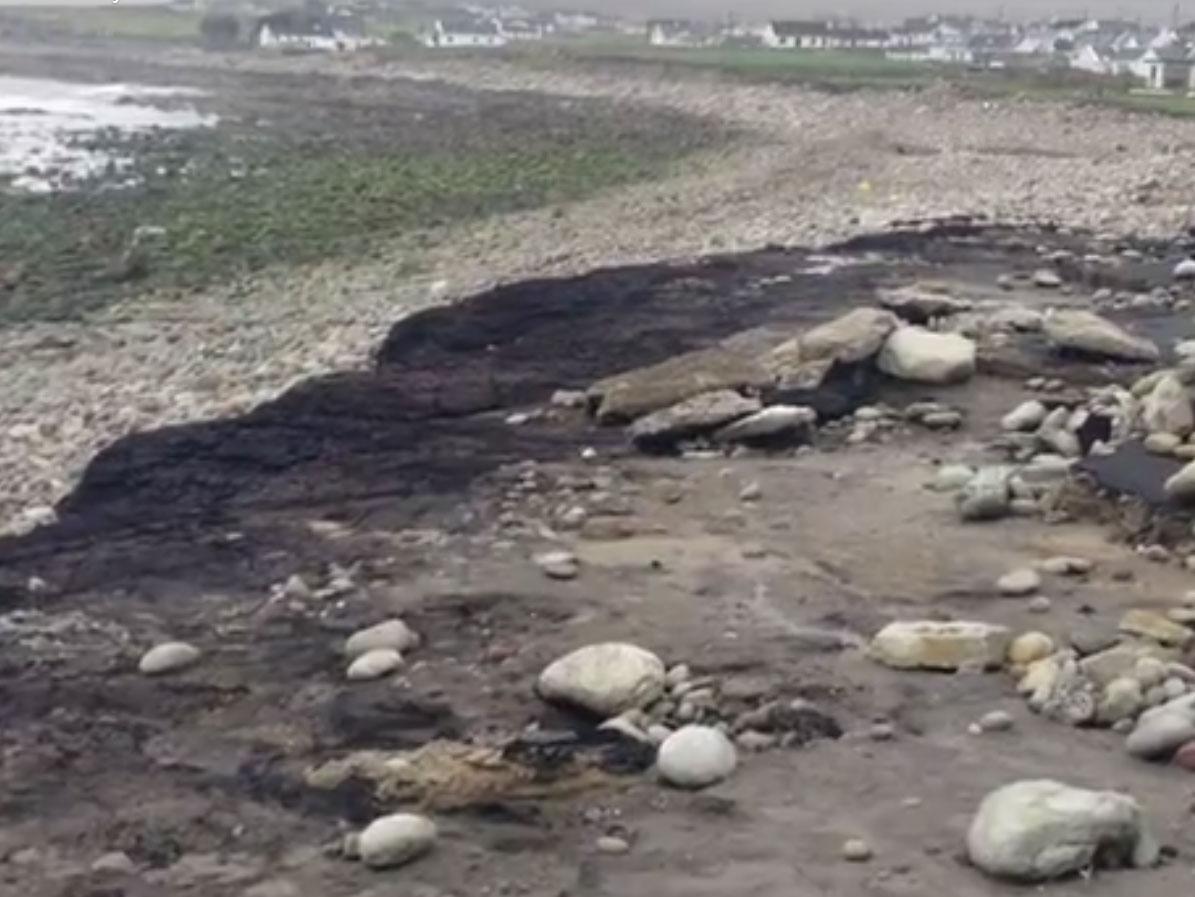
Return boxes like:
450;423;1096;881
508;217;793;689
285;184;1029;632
0;75;216;192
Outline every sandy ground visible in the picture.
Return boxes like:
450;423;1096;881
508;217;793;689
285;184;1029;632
3;219;1195;895
6;45;1195;533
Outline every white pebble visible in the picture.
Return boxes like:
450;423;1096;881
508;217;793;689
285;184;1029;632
345;619;419;659
139;641;201;676
347;648;403;681
358;813;437;869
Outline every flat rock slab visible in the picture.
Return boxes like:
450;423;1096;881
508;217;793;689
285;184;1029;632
868;620;1011;671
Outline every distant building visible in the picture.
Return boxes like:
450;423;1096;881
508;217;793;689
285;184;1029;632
499;17;546;41
253;8;374;51
763;21;830;49
646;19;716;48
1141;42;1194;90
419;16;507;49
763;21;888;51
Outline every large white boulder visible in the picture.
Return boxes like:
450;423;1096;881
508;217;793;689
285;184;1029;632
868;620;1011;671
966;780;1159;882
358;813;437;869
877;327;976;385
656;725;737;789
1043;310;1160;362
1141;373;1194;437
537;642;665;717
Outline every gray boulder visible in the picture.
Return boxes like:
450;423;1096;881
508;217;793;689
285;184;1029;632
966;780;1159;882
1043;310;1160;362
957;467;1012;521
591;347;772;423
628;390;761;447
714;405;816;443
877;285;973;323
1164;460;1195;503
1126;693;1195;761
1001;400;1048;432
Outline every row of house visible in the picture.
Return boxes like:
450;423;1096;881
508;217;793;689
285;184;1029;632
646;14;1195;93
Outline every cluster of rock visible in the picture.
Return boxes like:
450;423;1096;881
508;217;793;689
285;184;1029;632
581;305;977;453
343;618;420;681
867;596;1195;772
536;642;840;786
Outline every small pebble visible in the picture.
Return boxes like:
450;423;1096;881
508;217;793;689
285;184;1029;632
978;710;1015;732
842;839;873;862
868;723;896;742
997;568;1041;596
739;482;762;502
138;641;201;676
1142;544;1172;563
1028;596;1052;614
596;835;631;856
91;852;135;874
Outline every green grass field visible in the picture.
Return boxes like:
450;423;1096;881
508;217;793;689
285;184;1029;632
513;38;1195;117
0;5;201;42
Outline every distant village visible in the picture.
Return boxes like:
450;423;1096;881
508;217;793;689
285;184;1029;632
198;3;1195;95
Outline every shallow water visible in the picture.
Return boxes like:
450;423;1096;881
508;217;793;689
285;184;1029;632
0;75;215;192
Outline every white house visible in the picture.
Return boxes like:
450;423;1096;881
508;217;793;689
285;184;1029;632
498;17;546;41
1069;43;1108;74
646;19;715;48
763;21;831;49
254;9;375;52
1141;43;1194;90
420;17;507;48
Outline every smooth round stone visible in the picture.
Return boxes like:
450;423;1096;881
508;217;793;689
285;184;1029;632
139;641;201;676
346;648;403;681
979;710;1015;732
1127;710;1195;760
358;814;437;869
596;835;631;855
1164;677;1188;700
931;464;975;492
1135;657;1168;689
997;568;1042;597
535;550;580;580
1039;556;1093;576
1028;596;1053;614
1098;677;1144;725
656;725;737;789
1008;632;1054;666
842;839;873;862
665;664;692;688
91;851;135;874
344;619;419;659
